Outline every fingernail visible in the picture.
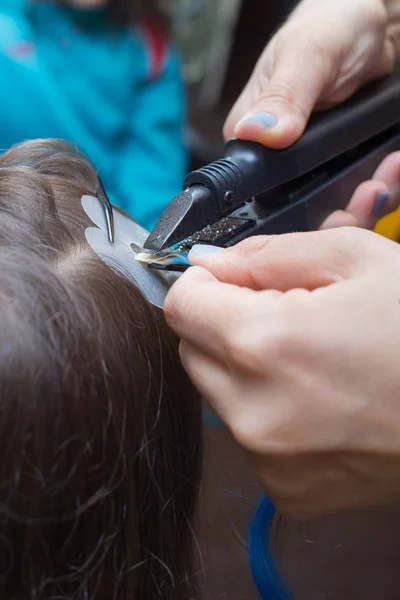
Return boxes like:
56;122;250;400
190;244;224;256
239;112;278;129
373;191;390;218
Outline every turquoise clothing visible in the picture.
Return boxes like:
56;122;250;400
0;0;188;229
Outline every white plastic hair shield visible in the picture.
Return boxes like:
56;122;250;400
82;195;178;309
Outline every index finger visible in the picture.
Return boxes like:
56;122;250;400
164;266;281;363
189;228;384;291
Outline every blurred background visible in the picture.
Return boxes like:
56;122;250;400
167;0;298;168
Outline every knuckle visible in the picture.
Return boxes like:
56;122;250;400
230;405;299;457
223;318;283;371
260;78;308;120
303;33;335;61
387;30;400;72
229;409;272;452
234;235;278;259
224;326;263;369
223;299;299;371
265;293;315;361
363;1;387;32
278;21;336;64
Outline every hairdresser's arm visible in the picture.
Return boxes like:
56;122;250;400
165;229;400;520
225;0;400;229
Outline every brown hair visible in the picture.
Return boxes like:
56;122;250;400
0;139;202;599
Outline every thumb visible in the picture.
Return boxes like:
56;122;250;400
188;229;375;291
224;34;332;149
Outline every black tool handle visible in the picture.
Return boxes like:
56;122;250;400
184;67;400;214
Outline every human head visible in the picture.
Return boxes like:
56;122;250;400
0;139;202;599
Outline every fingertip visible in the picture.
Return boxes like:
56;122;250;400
319;210;359;230
190;239;268;289
188;247;229;273
373;190;391;218
189;237;277;281
346;180;400;229
189;244;224;261
190;237;276;265
348;180;387;217
234;114;305;149
372;151;400;184
319;178;399;232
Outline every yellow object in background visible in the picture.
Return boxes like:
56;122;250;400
375;208;400;242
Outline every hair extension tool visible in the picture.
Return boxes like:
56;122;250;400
134;248;191;272
82;195;181;308
142;67;400;269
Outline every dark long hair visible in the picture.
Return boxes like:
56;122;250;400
0;139;202;599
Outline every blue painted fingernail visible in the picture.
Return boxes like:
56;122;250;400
373;191;390;217
240;112;278;128
190;244;224;256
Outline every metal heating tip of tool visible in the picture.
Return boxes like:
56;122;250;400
143;184;215;252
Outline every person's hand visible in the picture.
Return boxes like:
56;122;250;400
224;0;400;229
164;231;400;519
